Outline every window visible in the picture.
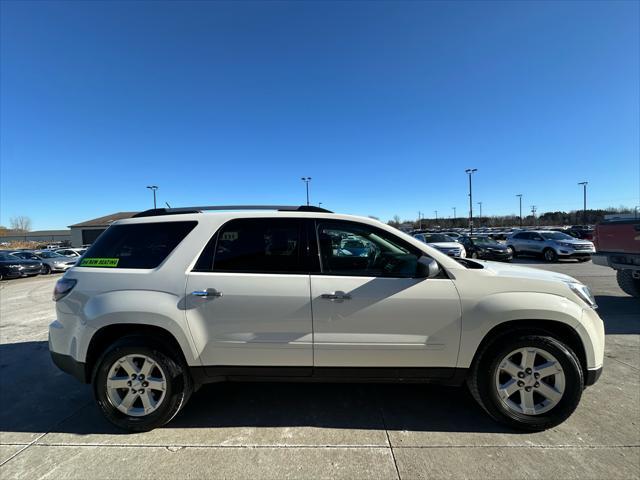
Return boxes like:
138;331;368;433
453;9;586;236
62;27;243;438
512;233;526;240
81;221;197;269
317;221;422;277
205;218;306;273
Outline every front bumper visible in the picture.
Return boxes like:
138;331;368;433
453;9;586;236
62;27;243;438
557;250;593;258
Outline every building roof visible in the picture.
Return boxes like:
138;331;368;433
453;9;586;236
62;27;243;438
68;212;138;228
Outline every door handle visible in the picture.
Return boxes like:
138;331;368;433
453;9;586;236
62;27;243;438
321;291;351;300
191;289;223;297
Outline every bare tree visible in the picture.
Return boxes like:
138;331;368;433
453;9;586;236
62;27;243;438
10;216;32;232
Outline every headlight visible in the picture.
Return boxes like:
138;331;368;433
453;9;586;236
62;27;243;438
6;264;22;269
559;242;574;248
567;282;597;309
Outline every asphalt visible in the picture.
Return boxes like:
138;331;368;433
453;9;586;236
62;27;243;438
0;260;638;479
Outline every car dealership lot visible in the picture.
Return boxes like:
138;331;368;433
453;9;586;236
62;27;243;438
0;261;638;479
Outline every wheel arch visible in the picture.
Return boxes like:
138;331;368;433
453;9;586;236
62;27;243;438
84;323;190;383
467;320;588;378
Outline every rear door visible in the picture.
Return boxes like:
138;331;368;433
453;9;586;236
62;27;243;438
185;218;313;368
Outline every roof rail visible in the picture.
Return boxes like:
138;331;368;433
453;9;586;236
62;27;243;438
132;205;333;218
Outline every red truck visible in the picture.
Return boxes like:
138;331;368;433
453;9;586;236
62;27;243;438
592;218;640;297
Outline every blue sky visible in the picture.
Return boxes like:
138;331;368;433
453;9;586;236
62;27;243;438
1;0;638;229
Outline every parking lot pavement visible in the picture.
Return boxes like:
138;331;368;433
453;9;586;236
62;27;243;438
0;262;638;479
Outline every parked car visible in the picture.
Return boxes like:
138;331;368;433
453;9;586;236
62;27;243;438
506;231;595;262
12;250;77;274
49;205;603;432
55;248;87;258
0;251;43;279
459;235;513;262
413;233;467;257
567;226;595;241
592;218;640;297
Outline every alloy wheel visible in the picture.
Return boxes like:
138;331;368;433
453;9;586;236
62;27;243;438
106;354;167;417
494;347;565;416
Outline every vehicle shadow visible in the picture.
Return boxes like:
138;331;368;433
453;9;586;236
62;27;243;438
0;341;519;436
595;295;640;335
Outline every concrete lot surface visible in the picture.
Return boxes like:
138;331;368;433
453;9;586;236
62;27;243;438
0;260;638;479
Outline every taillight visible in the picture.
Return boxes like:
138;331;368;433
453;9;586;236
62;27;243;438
53;278;77;301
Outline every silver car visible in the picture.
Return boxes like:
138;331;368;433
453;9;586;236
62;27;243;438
12;250;77;274
506;230;595;262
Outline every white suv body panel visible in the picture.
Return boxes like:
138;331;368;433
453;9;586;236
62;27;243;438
49;211;604;377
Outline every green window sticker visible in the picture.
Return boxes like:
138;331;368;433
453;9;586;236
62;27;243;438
80;257;119;267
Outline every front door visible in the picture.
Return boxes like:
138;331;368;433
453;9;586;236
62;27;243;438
310;220;462;371
185;218;313;367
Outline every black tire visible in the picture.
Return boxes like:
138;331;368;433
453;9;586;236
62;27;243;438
617;270;640;298
92;336;193;432
41;264;51;275
543;248;558;263
467;334;584;431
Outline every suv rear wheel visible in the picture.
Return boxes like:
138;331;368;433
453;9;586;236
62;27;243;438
92;336;193;431
468;334;583;431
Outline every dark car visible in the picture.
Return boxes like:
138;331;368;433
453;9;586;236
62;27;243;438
459;235;513;262
0;251;43;280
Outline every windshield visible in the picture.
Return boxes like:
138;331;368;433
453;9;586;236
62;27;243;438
540;232;574;241
37;251;64;258
423;234;455;243
471;236;498;245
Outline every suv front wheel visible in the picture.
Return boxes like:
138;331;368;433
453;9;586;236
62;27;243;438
92;336;193;431
468;334;584;431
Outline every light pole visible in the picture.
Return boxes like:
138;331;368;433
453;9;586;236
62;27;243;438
516;194;523;227
531;205;537;226
477;202;482;220
578;181;588;224
301;177;312;206
452;207;456;227
434;210;438;222
146;185;158;209
418;211;423;230
465;169;477;234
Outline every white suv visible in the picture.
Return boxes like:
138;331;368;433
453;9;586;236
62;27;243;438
49;206;604;432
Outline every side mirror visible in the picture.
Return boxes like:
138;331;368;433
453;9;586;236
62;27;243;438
417;256;441;278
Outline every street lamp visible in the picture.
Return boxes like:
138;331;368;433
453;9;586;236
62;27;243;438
477;201;482;220
578;181;588;224
465;169;477;234
516;194;523;227
452;207;456;227
434;210;438;222
301;177;312;206
146;185;158;209
418;211;423;230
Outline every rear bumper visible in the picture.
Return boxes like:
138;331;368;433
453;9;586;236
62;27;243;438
50;351;88;383
585;366;602;387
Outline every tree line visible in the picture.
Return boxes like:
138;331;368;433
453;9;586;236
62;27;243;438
387;207;637;230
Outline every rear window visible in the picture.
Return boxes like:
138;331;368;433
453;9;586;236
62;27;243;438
81;221;197;269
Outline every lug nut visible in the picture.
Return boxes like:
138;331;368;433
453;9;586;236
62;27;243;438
127;381;132;387
142;382;149;388
517;372;525;378
139;374;145;380
525;386;532;392
131;374;137;380
534;373;540;379
139;389;145;394
517;381;525;387
534;382;540;388
525;368;532;374
131;389;136;394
